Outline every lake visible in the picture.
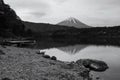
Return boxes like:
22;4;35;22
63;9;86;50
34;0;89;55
40;44;120;80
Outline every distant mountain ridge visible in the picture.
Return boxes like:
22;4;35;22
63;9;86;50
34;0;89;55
57;17;91;28
23;21;76;33
23;17;91;36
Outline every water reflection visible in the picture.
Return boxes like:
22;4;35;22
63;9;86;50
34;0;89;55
32;38;120;80
44;45;120;80
58;45;88;54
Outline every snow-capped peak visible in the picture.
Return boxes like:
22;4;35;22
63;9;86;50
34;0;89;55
57;17;91;28
65;17;79;24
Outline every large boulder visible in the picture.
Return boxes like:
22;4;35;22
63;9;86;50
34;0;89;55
76;59;109;72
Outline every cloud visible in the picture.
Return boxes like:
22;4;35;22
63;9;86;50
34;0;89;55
4;0;120;26
4;0;52;20
52;0;68;4
30;12;46;17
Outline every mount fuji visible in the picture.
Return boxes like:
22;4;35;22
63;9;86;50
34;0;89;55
57;17;91;28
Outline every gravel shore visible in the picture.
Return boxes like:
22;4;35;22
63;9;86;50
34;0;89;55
0;45;88;80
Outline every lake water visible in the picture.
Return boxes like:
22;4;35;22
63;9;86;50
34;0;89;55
41;45;120;80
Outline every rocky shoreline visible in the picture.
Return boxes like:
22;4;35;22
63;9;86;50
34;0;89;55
0;45;109;80
0;45;90;80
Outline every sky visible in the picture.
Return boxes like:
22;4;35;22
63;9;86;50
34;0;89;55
4;0;120;26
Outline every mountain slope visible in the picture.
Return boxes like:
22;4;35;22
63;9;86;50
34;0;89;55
0;0;25;37
57;17;90;28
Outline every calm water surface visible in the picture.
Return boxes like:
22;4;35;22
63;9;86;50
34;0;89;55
41;45;120;80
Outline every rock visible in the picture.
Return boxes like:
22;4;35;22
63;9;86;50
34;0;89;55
66;61;75;69
36;50;45;55
1;78;11;80
76;59;109;72
43;55;50;59
78;70;90;80
51;56;57;60
40;52;45;55
0;50;5;55
96;77;100;80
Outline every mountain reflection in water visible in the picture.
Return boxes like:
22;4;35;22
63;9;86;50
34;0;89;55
43;45;120;80
31;38;120;80
58;45;88;54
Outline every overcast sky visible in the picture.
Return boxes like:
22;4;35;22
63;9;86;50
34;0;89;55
4;0;120;26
